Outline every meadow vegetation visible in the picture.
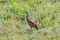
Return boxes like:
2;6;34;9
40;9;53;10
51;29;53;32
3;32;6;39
0;0;60;40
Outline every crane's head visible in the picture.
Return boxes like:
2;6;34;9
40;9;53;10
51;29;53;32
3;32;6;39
25;11;29;15
25;11;29;18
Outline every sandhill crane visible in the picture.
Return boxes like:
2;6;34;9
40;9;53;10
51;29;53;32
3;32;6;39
26;11;38;30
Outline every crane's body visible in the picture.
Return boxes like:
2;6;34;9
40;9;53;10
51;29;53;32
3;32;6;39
26;12;38;30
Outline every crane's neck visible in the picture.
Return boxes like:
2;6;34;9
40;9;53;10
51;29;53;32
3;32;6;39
26;12;29;19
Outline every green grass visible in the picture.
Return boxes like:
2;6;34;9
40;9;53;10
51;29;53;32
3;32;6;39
0;0;60;40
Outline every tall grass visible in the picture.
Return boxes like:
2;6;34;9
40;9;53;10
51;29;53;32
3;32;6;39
0;0;60;40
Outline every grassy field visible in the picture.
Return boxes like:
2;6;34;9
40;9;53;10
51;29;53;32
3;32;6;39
0;0;60;40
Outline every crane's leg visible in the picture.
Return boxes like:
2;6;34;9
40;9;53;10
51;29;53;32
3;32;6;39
31;27;33;34
30;27;33;40
31;27;32;32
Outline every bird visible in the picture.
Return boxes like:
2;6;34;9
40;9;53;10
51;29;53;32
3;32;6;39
26;11;38;30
